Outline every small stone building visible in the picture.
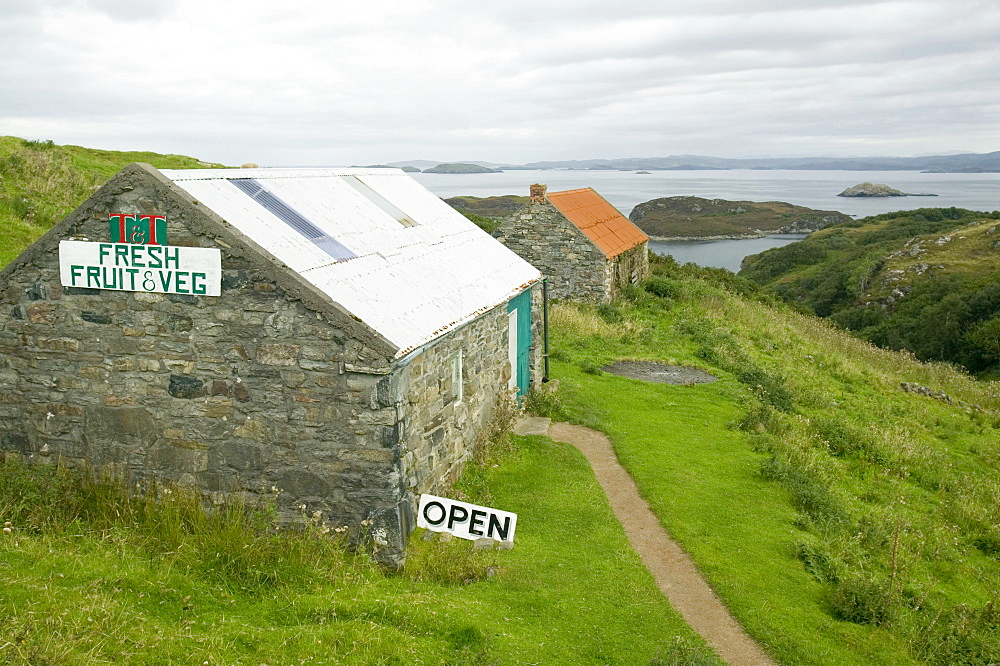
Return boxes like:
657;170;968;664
492;184;649;301
0;164;543;563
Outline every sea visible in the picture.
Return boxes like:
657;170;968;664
412;169;1000;272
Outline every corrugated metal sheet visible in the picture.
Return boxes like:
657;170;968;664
546;187;649;259
161;167;542;358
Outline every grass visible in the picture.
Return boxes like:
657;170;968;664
539;255;1000;665
0;135;221;267
739;207;1000;375
0;428;719;664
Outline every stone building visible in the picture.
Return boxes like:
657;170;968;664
0;164;543;564
491;184;649;301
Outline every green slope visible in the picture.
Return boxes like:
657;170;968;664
739;208;1000;376
0;419;716;665
0;136;221;267
539;256;1000;665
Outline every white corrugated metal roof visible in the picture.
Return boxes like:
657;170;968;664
160;167;541;358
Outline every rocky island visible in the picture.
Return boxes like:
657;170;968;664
838;182;937;197
423;162;502;174
628;196;850;239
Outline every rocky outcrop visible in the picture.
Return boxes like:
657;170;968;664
423;163;502;174
838;183;937;197
629;196;850;239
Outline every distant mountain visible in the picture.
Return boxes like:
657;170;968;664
393;152;1000;173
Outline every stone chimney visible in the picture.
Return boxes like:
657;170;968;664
529;183;547;203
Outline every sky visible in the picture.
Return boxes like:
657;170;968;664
2;0;999;166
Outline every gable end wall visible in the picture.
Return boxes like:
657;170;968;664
493;202;611;301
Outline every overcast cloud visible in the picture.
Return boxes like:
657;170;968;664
2;0;998;165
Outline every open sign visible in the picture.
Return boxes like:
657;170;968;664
417;494;517;542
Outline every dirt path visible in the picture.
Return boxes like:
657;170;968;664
544;421;778;666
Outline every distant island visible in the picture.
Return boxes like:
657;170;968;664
629;196;850;239
388;151;1000;173
358;164;420;172
838;182;937;197
423;163;502;174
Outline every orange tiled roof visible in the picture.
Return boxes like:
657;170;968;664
546;187;649;259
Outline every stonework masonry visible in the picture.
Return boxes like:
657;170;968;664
610;243;650;300
492;200;649;302
0;164;542;565
493;201;611;301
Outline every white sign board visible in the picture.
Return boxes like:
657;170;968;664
417;494;517;542
59;241;222;297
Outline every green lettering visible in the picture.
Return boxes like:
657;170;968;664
130;245;145;267
115;245;129;265
86;266;101;288
192;272;207;295
175;271;189;294
159;271;173;292
164;247;180;269
101;267;118;289
147;246;162;268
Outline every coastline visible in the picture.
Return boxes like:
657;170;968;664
648;230;818;242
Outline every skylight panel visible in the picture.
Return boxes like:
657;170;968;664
229;178;357;262
341;176;417;227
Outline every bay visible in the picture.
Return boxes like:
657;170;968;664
413;169;1000;271
648;234;809;273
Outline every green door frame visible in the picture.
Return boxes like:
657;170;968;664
506;289;532;398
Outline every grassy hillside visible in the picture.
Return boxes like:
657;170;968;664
538;256;1000;665
740;208;1000;376
0;414;717;664
444;195;531;233
629;196;850;238
4;254;1000;664
0;136;221;267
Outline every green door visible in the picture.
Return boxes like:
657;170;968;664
506;289;532;398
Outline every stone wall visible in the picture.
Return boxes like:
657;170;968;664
394;285;543;497
493;202;611;301
610;242;650;300
0;165;542;564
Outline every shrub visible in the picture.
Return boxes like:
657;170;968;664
760;454;849;529
735;366;795;412
973;530;1000;559
597;302;623;323
915;600;1000;665
644;276;683;300
402;530;501;586
812;416;889;465
794;539;841;583
735;404;787;436
829;573;895;625
523;386;567;420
